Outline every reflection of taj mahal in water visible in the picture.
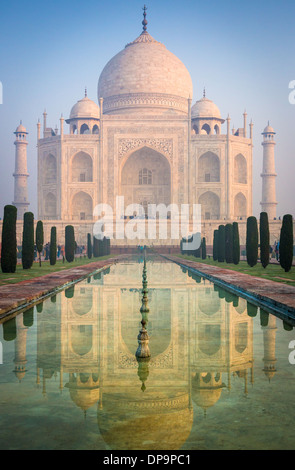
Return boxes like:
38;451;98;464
10;8;286;246
5;261;279;450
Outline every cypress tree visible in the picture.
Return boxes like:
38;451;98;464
260;309;269;327
283;321;293;331
279;214;293;272
23;307;34;328
232;222;240;265
87;233;92;259
218;225;225;262
107;237;111;255
102;237;107;256
218;288;226;299
36;220;44;267
98;238;103;257
213;230;219;261
225;224;233;263
50;226;57;266
246;216;258;267
260;212;270;269
65;285;75;299
201;237;206;259
247;302;257;318
93;236;99;257
2;317;17;342
36;302;43;313
65;225;75;262
1;205;17;273
22;212;34;270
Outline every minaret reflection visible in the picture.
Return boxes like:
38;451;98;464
261;310;277;381
13;312;30;382
1;308;33;383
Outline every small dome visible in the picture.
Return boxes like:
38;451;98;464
262;123;275;134
69;387;100;411
192;387;223;410
191;97;221;120
15;122;27;134
69;95;100;120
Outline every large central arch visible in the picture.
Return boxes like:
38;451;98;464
120;146;171;210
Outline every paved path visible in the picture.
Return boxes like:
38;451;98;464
164;255;295;317
0;255;128;320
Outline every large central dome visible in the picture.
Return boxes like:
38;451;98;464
97;29;193;115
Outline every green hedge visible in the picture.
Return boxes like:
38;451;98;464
87;233;92;259
246;216;258;267
225;224;233;264
22;212;34;270
279;214;293;272
218;225;225;262
232;222;240;265
1;205;17;273
65;225;75;262
36;220;44;267
260;212;270;269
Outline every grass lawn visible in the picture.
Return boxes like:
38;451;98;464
0;255;114;286
175;254;295;285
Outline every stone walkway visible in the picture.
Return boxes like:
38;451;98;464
0;255;128;320
164;255;295;317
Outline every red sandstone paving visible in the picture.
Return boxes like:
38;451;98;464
0;255;129;319
165;255;295;313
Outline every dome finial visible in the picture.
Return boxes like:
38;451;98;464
142;5;148;33
203;87;206;98
85;87;87;98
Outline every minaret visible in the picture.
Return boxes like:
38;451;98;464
13;122;30;220
262;314;277;381
261;123;277;220
13;314;28;382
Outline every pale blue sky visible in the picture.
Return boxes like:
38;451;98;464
0;0;294;217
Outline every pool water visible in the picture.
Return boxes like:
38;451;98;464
0;257;295;450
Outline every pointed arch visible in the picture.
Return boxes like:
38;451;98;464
120;146;171;208
71;151;93;182
198;151;220;182
44;154;57;184
201;123;211;135
71;191;93;221
44;192;56;218
234;192;247;218
234;154;247;184
71;325;93;356
198;324;221;356
80;123;90;134
198;191;220;220
235;322;248;353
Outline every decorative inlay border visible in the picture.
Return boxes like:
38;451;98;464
118;138;173;160
103;93;188;114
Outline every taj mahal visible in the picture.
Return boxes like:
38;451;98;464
11;7;281;247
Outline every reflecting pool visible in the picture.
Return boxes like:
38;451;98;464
0;257;295;450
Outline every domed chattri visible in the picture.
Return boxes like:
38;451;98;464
191;95;222;120
69;91;100;120
97;8;193;115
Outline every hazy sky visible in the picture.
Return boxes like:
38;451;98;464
0;0;294;218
